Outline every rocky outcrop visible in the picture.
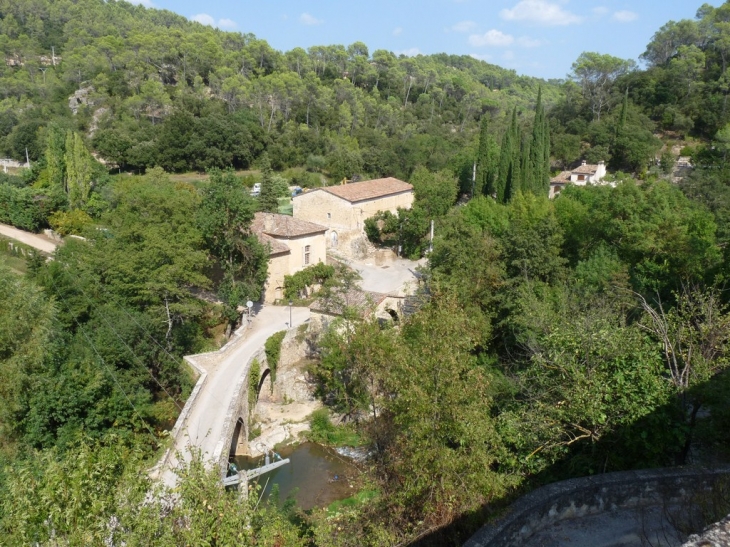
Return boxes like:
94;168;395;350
68;85;97;115
682;514;730;547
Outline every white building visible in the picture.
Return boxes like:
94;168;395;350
549;160;608;198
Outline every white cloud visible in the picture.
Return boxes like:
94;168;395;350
469;29;514;47
470;53;494;62
612;10;638;22
191;13;216;26
300;12;323;25
218;18;237;29
593;6;609;16
393;26;403;36
517;36;542;47
128;0;154;6
191;13;237;29
500;0;582;26
450;20;477;33
396;47;422;57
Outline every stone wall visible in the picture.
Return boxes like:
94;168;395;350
464;467;730;547
269;326;317;403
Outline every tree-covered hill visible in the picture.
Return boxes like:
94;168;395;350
0;0;560;180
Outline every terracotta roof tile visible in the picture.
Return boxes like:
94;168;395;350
572;164;600;175
252;212;327;238
550;171;572;183
318;177;413;203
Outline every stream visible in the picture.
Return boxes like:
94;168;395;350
233;442;358;510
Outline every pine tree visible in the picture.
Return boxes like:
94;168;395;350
257;153;279;213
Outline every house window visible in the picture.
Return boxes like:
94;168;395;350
577;174;585;181
327;213;331;220
304;245;311;265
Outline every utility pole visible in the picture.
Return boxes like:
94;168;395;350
25;148;31;169
51;46;56;66
472;161;476;199
429;220;434;254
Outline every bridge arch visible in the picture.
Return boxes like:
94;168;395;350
227;353;272;461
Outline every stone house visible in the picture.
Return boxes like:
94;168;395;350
292;177;414;256
251;212;327;303
549;160;608;198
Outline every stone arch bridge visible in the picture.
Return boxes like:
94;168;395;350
153;305;310;487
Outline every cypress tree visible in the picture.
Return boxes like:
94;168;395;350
476;115;496;197
496;110;514;203
257;153;279;213
542;115;551;195
528;87;549;196
519;135;530;193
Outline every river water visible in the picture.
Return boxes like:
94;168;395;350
233;442;357;510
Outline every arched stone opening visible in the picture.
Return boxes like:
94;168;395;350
256;368;272;403
230;417;247;457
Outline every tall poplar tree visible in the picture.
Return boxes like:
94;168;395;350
45;124;66;192
64;131;94;210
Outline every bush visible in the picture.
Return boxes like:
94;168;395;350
49;209;93;236
283;262;336;300
307;408;361;446
264;331;286;382
680;145;695;158
0;184;64;231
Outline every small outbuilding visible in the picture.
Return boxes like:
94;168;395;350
251;212;327;303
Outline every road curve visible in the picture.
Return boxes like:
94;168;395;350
0;223;58;254
160;304;310;487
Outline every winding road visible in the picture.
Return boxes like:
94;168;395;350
159;304;310;487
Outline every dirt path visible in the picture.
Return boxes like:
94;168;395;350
0;223;58;254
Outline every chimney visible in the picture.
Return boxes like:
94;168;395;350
598;161;604;166
581;160;587;166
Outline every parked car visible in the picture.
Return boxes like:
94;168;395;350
291;186;302;197
251;183;261;196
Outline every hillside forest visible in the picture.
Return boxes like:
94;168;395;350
3;0;730;545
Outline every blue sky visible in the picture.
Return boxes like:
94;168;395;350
131;0;722;80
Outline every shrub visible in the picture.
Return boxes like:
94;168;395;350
0;184;63;231
264;331;286;382
307;408;361;446
48;209;93;236
283;262;335;300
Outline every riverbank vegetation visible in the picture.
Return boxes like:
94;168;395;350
2;0;730;545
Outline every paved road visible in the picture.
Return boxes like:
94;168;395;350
345;256;424;295
161;305;310;487
0;223;58;254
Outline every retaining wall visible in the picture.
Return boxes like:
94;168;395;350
464;466;730;547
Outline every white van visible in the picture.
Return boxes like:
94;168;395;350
251;183;261;196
